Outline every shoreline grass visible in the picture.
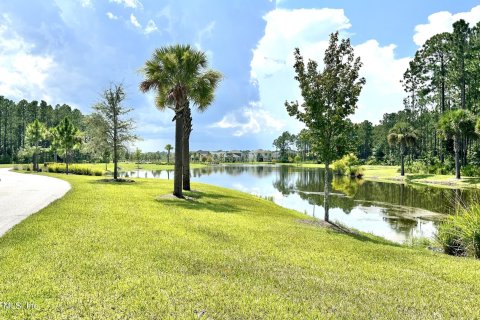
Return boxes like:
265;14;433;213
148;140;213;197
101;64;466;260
0;173;479;318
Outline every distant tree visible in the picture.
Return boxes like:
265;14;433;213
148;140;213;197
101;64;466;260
25;119;48;171
273;131;296;162
285;32;365;221
296;129;311;162
140;44;221;196
134;147;142;169
165;144;173;164
438;109;476;179
92;84;137;180
84;113;111;170
355;120;374;160
387;122;418;176
55;117;81;175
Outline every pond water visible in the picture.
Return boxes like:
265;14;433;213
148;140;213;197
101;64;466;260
120;165;478;243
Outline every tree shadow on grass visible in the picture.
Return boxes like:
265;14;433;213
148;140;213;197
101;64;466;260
405;174;435;181
298;219;403;248
158;190;241;213
88;178;137;185
461;177;480;186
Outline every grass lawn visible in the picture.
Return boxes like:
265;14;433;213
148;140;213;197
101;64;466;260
0;173;479;318
361;165;480;189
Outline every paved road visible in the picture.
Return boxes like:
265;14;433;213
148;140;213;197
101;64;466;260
0;168;71;237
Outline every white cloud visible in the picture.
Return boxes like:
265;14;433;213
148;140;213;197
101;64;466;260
144;19;158;34
79;0;92;8
413;5;480;46
109;0;142;9
251;8;410;125
0;14;55;102
106;12;118;20
130;14;141;28
210;102;284;137
353;40;410;122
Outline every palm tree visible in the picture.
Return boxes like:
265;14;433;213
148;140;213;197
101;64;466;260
139;44;221;197
165;144;173;164
438;109;476;179
387;122;418;176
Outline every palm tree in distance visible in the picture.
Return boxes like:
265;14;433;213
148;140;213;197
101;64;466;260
165;144;173;164
139;44;221;197
387;122;418;176
438;109;476;179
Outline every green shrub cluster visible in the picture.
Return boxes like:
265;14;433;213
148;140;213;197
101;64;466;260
437;205;480;258
47;163;103;176
404;158;454;175
332;153;364;178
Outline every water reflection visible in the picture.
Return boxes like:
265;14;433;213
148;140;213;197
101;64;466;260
119;165;478;242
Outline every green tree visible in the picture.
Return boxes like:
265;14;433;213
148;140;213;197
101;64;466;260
165;144;173;164
92;84;137;180
355;120;374;160
25;119;48;171
273;131;296;163
438;109;476;179
387;122;418;176
55;117;81;175
134;147;142;169
285;32;365;221
139;44;221;197
84;113;111;170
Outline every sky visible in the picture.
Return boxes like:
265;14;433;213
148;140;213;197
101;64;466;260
0;1;480;152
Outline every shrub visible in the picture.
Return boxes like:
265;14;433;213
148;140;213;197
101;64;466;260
437;205;480;258
461;165;480;177
46;163;104;176
332;153;363;178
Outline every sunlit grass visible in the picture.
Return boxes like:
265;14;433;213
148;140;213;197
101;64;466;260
0;173;479;318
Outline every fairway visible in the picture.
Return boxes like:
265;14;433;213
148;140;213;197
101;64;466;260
0;173;479;319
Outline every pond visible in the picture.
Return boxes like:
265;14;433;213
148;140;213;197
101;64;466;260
120;165;478;243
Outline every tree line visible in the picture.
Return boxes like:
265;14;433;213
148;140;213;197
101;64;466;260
278;19;480;180
0;97;85;163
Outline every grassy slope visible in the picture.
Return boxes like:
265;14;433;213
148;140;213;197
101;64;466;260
0;174;479;319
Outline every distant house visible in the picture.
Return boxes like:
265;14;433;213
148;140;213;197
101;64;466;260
210;150;226;162
249;149;273;162
225;150;242;162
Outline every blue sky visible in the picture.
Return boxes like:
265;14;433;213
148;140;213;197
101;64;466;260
0;1;479;151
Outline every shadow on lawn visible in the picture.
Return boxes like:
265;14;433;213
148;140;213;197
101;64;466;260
405;174;435;181
299;219;402;247
158;190;241;213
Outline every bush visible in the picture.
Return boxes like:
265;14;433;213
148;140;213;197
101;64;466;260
332;153;364;178
46;163;104;176
461;165;480;177
437;205;480;258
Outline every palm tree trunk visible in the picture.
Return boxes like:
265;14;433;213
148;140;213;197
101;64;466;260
454;135;461;179
65;150;69;175
400;154;405;176
167;151;170;164
324;162;330;222
183;104;192;191
174;109;184;197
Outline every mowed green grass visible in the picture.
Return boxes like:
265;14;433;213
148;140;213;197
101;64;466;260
0;174;479;319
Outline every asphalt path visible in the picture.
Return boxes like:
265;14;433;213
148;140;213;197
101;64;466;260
0;168;70;237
